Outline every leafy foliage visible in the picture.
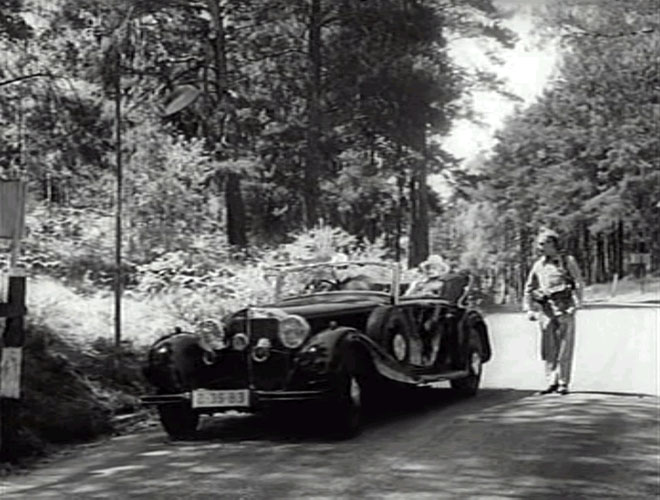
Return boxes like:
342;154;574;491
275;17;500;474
443;0;659;296
0;0;33;42
2;0;511;263
134;223;388;323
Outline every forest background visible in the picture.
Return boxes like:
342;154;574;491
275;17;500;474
2;0;658;301
0;0;658;461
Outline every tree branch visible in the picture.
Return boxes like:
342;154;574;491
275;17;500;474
0;73;52;88
238;48;307;65
564;26;655;39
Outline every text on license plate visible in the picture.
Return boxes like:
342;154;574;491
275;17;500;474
192;389;250;408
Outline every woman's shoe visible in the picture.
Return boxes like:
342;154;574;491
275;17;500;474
558;384;569;395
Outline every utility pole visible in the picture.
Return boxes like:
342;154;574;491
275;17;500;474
114;49;123;354
304;0;322;229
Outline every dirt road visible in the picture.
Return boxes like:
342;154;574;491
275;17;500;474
483;304;659;395
1;306;658;499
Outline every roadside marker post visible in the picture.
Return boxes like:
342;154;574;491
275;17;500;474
0;179;27;461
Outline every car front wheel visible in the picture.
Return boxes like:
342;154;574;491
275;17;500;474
157;403;200;440
450;347;482;396
328;371;363;439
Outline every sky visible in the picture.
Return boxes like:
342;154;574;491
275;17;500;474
431;0;559;194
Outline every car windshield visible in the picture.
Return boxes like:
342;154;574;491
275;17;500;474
263;261;398;301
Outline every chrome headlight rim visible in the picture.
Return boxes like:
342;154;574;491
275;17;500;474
278;314;311;349
252;337;272;362
231;333;249;351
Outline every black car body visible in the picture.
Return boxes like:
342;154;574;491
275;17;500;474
141;261;492;438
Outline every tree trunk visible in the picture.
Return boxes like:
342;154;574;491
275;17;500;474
225;173;247;247
395;172;405;263
606;228;613;281
407;129;430;268
518;225;530;302
596;232;605;282
617;219;624;277
304;0;322;228
583;223;592;284
408;169;430;268
207;0;247;246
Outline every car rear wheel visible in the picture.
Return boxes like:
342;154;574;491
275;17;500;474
450;346;482;397
157;403;200;440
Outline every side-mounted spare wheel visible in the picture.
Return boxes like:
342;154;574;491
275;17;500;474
366;307;412;364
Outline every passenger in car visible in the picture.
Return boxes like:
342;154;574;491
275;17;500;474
404;254;450;297
340;275;373;291
437;270;472;305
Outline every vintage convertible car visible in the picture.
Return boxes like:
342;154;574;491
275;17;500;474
141;261;492;439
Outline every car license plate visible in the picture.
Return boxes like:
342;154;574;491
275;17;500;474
192;389;250;409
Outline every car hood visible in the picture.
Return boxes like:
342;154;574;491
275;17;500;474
230;292;390;321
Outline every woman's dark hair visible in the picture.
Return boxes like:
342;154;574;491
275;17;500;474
546;235;560;248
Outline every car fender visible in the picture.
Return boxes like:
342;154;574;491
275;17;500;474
300;326;419;384
144;332;207;391
458;310;492;363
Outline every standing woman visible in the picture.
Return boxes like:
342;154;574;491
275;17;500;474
523;229;585;395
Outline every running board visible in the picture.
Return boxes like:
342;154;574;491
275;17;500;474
372;358;469;385
417;370;469;383
366;338;470;386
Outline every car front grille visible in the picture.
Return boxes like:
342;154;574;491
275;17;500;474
249;318;291;390
203;350;249;390
227;316;293;391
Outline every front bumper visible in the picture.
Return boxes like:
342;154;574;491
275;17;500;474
140;388;333;411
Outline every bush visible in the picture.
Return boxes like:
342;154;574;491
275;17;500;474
5;326;111;461
1;223;391;463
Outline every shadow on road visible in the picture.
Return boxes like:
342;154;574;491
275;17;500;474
190;387;532;443
446;392;660;499
2;390;658;499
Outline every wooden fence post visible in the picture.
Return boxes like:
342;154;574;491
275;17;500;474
0;178;27;461
0;271;26;461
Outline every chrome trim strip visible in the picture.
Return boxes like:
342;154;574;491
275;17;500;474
255;389;329;401
393;262;401;305
140;393;191;405
246;307;255;390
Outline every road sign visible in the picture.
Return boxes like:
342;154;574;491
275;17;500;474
0;348;21;399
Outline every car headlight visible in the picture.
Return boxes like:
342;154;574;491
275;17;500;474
232;333;249;351
278;315;311;349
